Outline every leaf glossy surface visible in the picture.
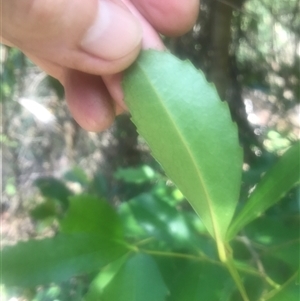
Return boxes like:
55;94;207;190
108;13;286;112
1;233;127;287
123;50;243;240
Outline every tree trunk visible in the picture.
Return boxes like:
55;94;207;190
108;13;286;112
207;0;233;101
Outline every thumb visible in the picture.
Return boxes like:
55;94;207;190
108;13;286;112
2;0;143;75
81;0;142;61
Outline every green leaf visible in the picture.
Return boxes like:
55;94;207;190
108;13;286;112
0;233;127;287
90;171;109;199
268;240;300;271
47;76;64;99
114;165;156;184
244;217;299;247
227;142;300;240
168;261;235;301
129;193;187;243
117;202;147;239
127;193;206;250
244;217;300;277
34;177;72;209
60;195;123;239
123;50;243;241
101;253;169;301
263;271;299;301
64;166;89;186
30;200;58;232
84;254;129;301
30;199;58;221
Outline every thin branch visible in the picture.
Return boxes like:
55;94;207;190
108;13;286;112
237;235;280;288
261;270;299;300
136;246;269;279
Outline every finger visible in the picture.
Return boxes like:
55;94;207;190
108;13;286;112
121;0;165;50
24;51;128;119
115;103;126;115
103;73;127;111
104;0;166;110
2;0;143;75
130;0;200;36
64;69;115;132
23;52;64;82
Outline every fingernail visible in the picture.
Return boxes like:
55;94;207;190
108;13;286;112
81;0;142;60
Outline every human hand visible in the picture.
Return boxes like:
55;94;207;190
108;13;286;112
1;0;199;131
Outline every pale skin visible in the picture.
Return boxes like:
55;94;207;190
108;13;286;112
1;0;199;131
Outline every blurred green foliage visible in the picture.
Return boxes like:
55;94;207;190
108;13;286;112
1;151;299;300
0;46;24;101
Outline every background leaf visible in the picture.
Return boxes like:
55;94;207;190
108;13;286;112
123;50;243;241
227;141;300;240
30;199;58;221
64;166;89;186
263;271;299;301
34;177;73;209
127;193;209;251
242;216;299;283
168;261;236;301
84;254;129;301
0;233;127;287
114;165;156;184
60;195;123;239
100;253;168;301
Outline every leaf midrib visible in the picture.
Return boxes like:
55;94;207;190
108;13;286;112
136;62;222;241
